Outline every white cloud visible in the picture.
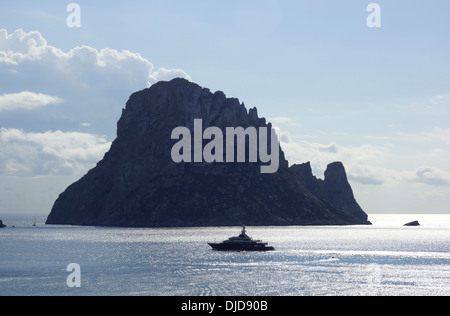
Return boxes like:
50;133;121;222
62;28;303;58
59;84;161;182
150;67;193;84
0;29;192;137
0;91;63;111
0;29;192;177
430;95;450;105
269;117;302;128
409;167;450;187
0;128;111;176
0;29;191;87
281;137;389;184
280;135;450;188
398;128;450;146
318;143;339;154
346;165;390;186
269;117;294;124
0;29;48;65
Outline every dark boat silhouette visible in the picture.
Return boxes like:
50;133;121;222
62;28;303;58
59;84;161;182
208;225;275;251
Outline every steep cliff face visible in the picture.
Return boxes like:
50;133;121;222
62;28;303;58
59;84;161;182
46;78;370;227
290;162;368;223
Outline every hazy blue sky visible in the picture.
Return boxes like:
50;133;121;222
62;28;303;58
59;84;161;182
1;1;450;215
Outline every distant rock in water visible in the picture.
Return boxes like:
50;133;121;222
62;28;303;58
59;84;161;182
46;78;371;227
404;221;420;227
0;219;6;228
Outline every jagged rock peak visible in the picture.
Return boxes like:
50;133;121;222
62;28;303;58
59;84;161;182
290;161;369;223
118;78;268;135
324;162;348;185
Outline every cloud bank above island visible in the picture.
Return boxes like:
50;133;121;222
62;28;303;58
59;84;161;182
0;28;191;178
0;29;191;85
0;29;191;135
0;91;63;111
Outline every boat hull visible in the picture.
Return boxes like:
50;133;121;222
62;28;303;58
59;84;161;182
208;243;275;252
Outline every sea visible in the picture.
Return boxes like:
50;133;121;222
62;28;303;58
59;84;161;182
0;213;449;296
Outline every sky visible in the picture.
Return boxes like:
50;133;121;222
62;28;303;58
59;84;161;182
1;0;450;215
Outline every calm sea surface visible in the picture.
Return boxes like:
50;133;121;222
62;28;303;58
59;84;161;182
0;214;449;296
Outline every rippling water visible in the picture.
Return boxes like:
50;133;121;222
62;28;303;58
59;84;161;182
0;214;449;296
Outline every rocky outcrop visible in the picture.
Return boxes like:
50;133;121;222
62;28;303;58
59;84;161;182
290;162;369;223
0;219;6;228
46;78;370;227
404;221;420;227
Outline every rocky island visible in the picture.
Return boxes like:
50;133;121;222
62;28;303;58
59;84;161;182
404;221;420;227
46;78;370;227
